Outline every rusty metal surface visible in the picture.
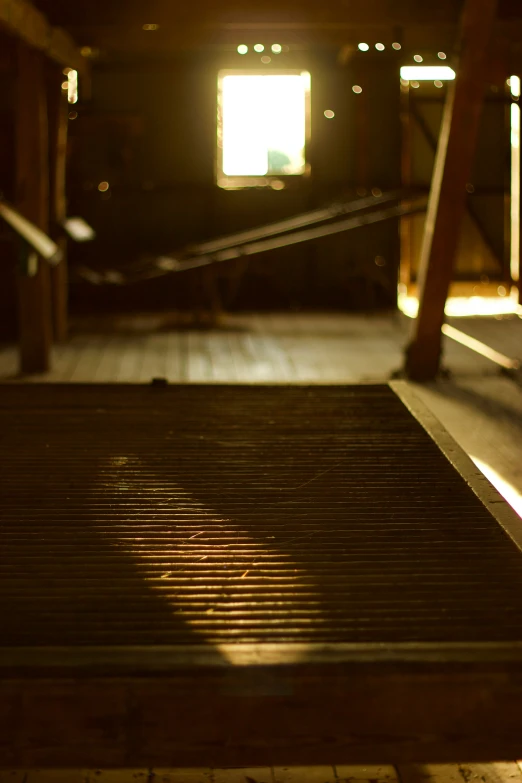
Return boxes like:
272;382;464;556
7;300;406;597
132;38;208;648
1;383;522;647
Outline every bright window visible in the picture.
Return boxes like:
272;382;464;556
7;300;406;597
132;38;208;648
217;70;310;188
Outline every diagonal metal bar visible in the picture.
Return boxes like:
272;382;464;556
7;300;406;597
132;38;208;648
184;189;418;257
161;200;427;274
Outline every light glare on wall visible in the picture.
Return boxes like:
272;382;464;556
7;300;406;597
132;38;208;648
400;66;456;81
67;69;78;104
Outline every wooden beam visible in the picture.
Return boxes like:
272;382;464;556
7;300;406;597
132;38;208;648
0;200;61;261
15;40;53;374
399;85;414;288
0;0;86;74
57;16;522;59
404;0;498;382
47;63;69;342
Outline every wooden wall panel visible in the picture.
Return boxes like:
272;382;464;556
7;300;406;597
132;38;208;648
15;41;52;373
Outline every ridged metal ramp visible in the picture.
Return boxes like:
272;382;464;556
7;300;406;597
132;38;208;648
1;382;522;767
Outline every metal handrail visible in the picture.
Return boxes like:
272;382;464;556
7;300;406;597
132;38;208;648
156;198;427;274
0;200;62;265
76;190;427;284
184;188;418;257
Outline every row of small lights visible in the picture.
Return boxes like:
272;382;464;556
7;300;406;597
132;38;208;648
358;42;402;51
233;43;451;96
237;43;285;64
236;42;420;55
358;42;448;61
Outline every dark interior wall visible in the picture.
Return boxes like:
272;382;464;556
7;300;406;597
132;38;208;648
407;87;509;282
67;47;403;312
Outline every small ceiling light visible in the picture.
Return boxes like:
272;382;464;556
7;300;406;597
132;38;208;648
237;44;248;54
68;110;78;120
261;55;271;63
254;44;264;52
375;43;385;51
414;54;423;62
411;81;420;88
392;42;401;50
61;81;68;90
358;43;369;51
271;179;285;190
80;46;93;57
352;85;362;94
438;51;447;59
98;181;110;192
324;109;335;118
271;43;282;54
142;23;159;31
434;80;443;88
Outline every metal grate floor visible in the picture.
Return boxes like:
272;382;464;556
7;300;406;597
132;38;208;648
2;383;522;648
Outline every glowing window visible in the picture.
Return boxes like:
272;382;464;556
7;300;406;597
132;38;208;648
217;70;310;188
400;65;455;81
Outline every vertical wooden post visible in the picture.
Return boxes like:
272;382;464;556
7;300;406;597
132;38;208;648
399;85;413;289
15;41;53;373
404;0;498;381
47;64;69;342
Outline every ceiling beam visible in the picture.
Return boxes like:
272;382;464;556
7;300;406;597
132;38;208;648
55;17;522;64
0;0;86;73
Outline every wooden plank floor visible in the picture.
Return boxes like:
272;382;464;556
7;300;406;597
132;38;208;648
0;311;520;512
2;764;522;782
1;312;521;778
2;312;516;385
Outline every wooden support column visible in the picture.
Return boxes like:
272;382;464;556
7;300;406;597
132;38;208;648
404;0;498;381
16;41;53;373
47;65;69;342
399;84;413;288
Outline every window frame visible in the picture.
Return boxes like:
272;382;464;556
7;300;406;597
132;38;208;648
216;68;312;190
